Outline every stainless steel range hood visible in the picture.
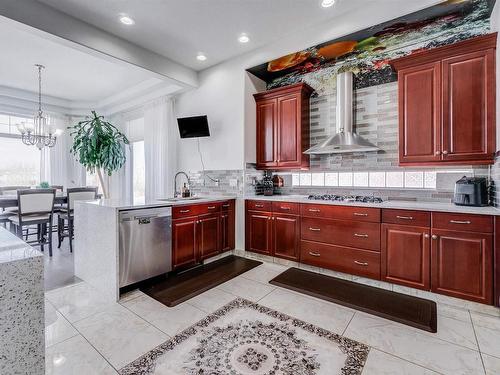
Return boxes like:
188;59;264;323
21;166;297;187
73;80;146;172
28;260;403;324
304;72;379;155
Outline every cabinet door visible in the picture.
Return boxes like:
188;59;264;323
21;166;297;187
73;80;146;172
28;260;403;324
256;98;277;168
172;217;198;270
245;210;273;255
221;210;235;252
398;62;442;164
442;49;495;162
197;213;220;261
382;224;430;290
431;229;493;304
273;214;300;261
276;93;301;168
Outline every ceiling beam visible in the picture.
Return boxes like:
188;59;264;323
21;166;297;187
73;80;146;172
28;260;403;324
0;0;198;88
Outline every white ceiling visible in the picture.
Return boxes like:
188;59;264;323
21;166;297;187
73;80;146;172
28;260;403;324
34;0;441;71
0;19;163;102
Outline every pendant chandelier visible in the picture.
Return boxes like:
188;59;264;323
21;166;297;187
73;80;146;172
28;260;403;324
16;64;61;149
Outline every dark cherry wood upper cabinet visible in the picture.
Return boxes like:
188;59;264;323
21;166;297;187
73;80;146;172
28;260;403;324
382;224;430;290
442;49;496;162
197;213;220;261
273;213;300;261
391;33;497;166
245;210;273;255
254;83;314;170
256;98;277;168
431;229;493;304
397;62;442;164
172;217;198;270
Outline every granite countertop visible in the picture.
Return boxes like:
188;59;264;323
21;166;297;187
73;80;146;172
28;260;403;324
78;195;239;211
247;195;500;216
0;227;42;264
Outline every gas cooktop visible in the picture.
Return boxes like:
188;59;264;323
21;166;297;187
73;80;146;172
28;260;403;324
307;194;383;204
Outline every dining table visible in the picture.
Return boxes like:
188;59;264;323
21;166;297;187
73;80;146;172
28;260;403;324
0;193;101;209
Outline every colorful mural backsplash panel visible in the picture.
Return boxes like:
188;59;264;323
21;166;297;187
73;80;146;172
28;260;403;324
247;0;495;95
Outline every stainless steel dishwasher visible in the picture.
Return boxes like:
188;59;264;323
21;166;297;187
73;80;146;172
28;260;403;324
119;206;172;288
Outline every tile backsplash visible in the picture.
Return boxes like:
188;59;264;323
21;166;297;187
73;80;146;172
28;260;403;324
244;80;491;203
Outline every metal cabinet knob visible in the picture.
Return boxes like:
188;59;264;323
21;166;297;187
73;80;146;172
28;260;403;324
432;235;438;240
424;234;429;238
435;150;441;155
442;150;449;155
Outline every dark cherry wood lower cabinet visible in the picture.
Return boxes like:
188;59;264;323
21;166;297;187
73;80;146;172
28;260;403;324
245;210;273;255
221;209;235;252
172;217;198;270
245;205;300;261
172;200;235;270
198;213;220;261
381;224;430;290
273;214;300;261
431;229;493;304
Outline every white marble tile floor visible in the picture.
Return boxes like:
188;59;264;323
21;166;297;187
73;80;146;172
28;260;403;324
44;261;500;374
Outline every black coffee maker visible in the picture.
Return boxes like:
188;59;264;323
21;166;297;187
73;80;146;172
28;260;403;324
453;176;488;207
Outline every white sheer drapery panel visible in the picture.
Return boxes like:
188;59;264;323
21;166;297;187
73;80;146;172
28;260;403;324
47;115;86;189
144;97;177;203
108;113;132;202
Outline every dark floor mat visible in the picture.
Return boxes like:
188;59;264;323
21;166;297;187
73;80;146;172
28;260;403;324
269;267;437;332
141;255;262;307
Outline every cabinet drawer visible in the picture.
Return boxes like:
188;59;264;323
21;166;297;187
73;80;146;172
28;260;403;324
221;200;235;211
272;201;299;215
301;217;380;251
246;200;273;212
301;203;380;223
173;202;221;218
382;209;430;227
301;240;380;280
432;212;493;233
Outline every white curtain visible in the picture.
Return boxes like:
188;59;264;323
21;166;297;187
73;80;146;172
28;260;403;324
39;115;86;188
109;113;133;202
144;97;177;203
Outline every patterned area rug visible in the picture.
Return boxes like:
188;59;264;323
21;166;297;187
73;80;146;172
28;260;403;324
119;298;369;375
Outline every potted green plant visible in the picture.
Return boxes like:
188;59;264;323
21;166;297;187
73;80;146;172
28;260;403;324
68;111;129;198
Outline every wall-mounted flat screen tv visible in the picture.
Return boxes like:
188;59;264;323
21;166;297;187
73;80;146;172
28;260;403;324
177;115;210;138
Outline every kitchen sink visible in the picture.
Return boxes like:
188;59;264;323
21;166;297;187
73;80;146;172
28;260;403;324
157;197;203;202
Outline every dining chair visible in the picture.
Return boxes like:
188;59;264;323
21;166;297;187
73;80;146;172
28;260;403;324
9;189;56;256
0;185;31;231
57;187;98;253
0;186;31;196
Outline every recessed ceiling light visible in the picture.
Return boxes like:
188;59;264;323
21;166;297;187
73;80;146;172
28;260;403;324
119;15;135;25
238;33;250;43
321;0;335;7
196;53;207;61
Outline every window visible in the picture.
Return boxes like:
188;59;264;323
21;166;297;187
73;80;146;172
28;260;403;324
0;114;41;186
132;140;145;203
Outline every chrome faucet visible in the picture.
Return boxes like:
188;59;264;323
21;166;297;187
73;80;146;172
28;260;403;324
174;171;190;198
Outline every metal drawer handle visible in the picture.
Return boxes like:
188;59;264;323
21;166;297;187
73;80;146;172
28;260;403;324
354;260;369;266
180;209;190;213
255;204;264;208
280;206;291;210
222;204;230;208
208;206;216;209
353;213;368;217
309;251;321;257
354;233;368;238
449;220;471;224
309;227;321;232
396;216;413;220
308;209;321;212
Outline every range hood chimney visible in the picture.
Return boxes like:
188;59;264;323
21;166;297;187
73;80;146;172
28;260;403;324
304;72;379;154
